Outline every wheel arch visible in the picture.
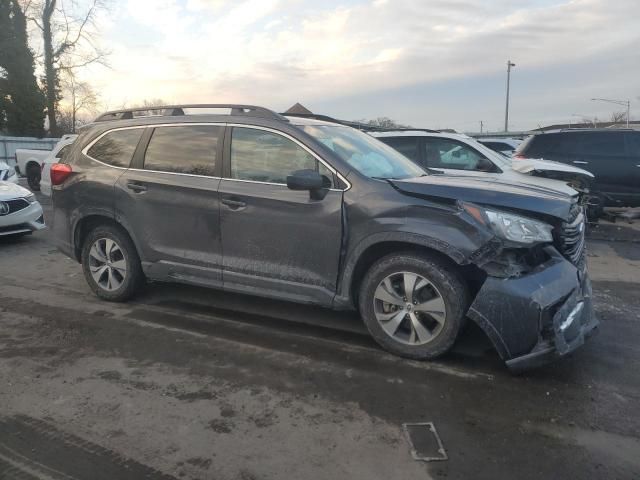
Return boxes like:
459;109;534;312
336;232;477;308
73;214;140;262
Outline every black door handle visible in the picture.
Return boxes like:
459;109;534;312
126;181;147;193
221;197;247;209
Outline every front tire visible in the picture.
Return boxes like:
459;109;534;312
81;224;143;302
358;253;469;360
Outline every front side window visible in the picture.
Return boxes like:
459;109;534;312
230;127;333;186
86;128;144;167
423;138;491;171
144;125;221;176
379;137;420;162
301;125;424;179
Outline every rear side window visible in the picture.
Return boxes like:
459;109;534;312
87;129;143;167
482;141;512;151
230;127;333;186
520;133;577;156
578;132;625;156
143;125;221;176
379;137;420;162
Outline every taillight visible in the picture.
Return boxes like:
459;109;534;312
50;163;73;185
513;153;526;159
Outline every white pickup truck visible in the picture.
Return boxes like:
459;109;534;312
15;134;77;191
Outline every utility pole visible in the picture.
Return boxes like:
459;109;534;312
480;120;484;134
591;98;631;128
504;60;516;132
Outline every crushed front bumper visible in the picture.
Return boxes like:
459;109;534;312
467;247;598;372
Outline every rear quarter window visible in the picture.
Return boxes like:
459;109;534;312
86;128;144;167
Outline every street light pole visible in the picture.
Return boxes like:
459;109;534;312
591;98;631;128
504;60;516;132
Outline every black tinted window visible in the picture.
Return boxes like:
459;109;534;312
87;129;143;167
627;133;640;156
144;125;221;176
482;142;512;151
579;132;625;156
379;137;420;162
231;127;333;186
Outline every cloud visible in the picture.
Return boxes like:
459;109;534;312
84;0;640;128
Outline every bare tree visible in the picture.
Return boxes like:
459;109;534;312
61;70;98;132
26;0;108;135
356;117;411;129
610;111;627;124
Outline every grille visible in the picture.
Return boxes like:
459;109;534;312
557;204;586;267
1;198;29;215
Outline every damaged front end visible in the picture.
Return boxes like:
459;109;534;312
462;202;598;372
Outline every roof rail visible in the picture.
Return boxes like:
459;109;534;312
93;104;289;123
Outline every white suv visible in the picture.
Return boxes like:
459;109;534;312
371;131;593;196
40;135;78;196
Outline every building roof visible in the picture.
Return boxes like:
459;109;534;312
284;103;313;115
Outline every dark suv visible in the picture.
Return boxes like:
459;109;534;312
51;105;597;371
516;129;640;209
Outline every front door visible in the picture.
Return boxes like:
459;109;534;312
218;126;343;305
115;124;224;286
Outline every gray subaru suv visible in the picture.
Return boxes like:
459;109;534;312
51;104;598;371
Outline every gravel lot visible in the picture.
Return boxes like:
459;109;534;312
1;189;639;480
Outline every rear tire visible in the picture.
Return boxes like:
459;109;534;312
358;252;469;360
26;164;41;191
81;224;143;302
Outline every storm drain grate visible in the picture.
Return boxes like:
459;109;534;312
402;422;448;462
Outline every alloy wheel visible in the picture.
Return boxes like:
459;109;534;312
373;272;447;346
88;238;127;291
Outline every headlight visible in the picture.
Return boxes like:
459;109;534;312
25;193;37;204
484;209;553;245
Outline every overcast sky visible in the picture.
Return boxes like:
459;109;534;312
79;0;640;132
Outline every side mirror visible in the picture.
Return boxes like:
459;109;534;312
287;169;325;190
286;169;329;200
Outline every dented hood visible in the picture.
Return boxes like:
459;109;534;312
390;175;576;220
510;158;594;181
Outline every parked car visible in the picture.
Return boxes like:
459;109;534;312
1;160;19;184
51;104;597;371
40;135;78;197
15;134;77;191
477;137;522;156
0;181;45;237
371;131;593;198
515;129;640;210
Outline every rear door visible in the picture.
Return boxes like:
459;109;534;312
218;125;343;305
115;124;224;286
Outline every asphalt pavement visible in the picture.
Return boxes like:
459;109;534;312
1;191;639;480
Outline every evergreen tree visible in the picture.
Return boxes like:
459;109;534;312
0;0;45;137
